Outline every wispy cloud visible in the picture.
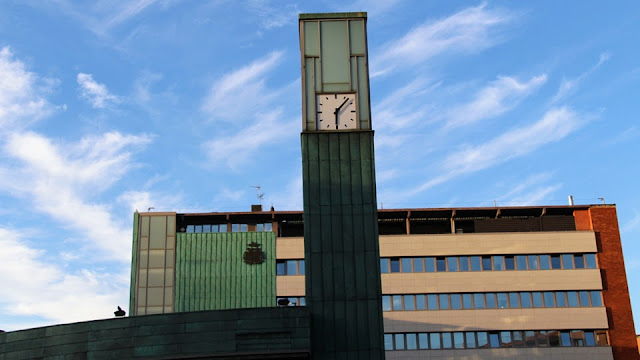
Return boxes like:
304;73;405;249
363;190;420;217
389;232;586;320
373;78;440;132
445;74;547;129
0;131;151;260
622;210;640;234
0;47;56;130
552;52;611;103
371;3;514;76
201;51;284;122
246;0;299;30
496;173;563;206
77;73;120;109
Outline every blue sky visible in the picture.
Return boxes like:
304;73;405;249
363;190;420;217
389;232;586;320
1;0;639;332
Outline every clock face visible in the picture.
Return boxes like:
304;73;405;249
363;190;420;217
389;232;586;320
316;93;357;130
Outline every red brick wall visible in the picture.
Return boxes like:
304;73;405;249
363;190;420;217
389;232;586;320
576;206;639;359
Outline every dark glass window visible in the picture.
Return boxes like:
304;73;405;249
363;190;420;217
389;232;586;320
439;294;449;310
276;260;286;275
463;294;473;309
544;292;555;307
442;332;452;349
390;258;400;272
380;258;389;273
419;333;429;349
512;331;524;347
406;333;417;350
551;255;561;269
404;295;415;310
401;258;412;272
567;291;579;307
556;292;567;307
447;257;459;272
571;330;585;347
427;294;438;310
524;331;536;347
384;334;393;350
585;254;597;268
493;256;504;271
414;257;424;272
500;331;512;347
549;331;560;347
516;255;527;270
392;295;402;310
459;256;469;271
520;292;532;308
489;332;500;348
453;332;465;349
537;331;549;347
497;293;508;308
416;295;426;310
474;293;485;309
591;291;602;306
509;292;519;308
482;256;492;270
539;255;551;270
579;291;590;306
505;256;515;270
425;257;435;272
562;254;574;269
466;332;476;348
470;256;481;271
574;254;585;268
436;257;446;272
532;292;543;308
477;332;488;348
395;333;405;350
528;255;539;270
486;293;496;308
450;294;461;310
382;295;391;311
430;333;441;349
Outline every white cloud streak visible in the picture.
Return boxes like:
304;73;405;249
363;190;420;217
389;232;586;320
445;74;547;129
552;52;611;103
371;3;514;76
77;73;120;109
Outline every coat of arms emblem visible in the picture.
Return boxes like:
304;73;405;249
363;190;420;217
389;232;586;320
243;242;266;265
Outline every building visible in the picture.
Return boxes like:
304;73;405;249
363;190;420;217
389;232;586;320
128;203;638;359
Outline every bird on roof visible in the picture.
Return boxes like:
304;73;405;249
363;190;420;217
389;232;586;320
114;306;126;317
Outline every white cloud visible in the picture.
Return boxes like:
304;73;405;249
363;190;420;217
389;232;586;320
77;73;120;109
246;0;299;30
496;173;563;206
552;52;611;103
0;228;128;331
201;51;284;122
445;74;547;129
0;47;55;130
622;210;640;234
373;78;440;132
202;109;297;170
0;131;151;260
371;3;514;76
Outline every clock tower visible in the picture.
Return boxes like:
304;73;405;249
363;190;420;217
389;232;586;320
299;12;385;359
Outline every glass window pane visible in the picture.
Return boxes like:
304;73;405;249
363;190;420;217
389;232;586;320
471;256;481;271
551;255;561;269
525;331;536;347
537;331;549;347
556;292;567;307
414;257;424;272
202;224;211;232
493;256;504;271
218;224;227;232
579;291;590;306
549;331;560;347
584;331;596;346
454;332;465;349
544;292;555;307
591;291;603;306
427;294;438;310
482;256;492;270
474;293;485;309
406;333;417;350
425;257;435;272
516;255;527;270
520;292;532;308
477;332;488;348
489;333;500;348
430;333;441;349
509;292;519;308
532;292;543;307
286;260;297;275
497;293;508;308
392;295;402;310
416;294;426;310
539;255;551;270
459;256;469;271
450;294;461;310
486;293;497;308
513;331;524;347
419;333;429;349
562;254;574;269
574;254;585;268
384;334;393;350
382;295;391;311
240;224;248;232
500;331;512;347
505;256;515;270
401;258;412;272
439;294;449;310
380;258;389;273
585;254;597;268
299;260;305;275
186;225;194;233
300;297;306;306
276;261;286;275
404;295;415;310
395;333;405;350
567;291;579;307
442;332;452;349
436;257;446;272
195;225;203;232
596;330;608;345
466;332;477;348
528;255;539;270
463;294;473;309
447;257;459;272
560;331;571;347
390;258;400;272
571;330;585;347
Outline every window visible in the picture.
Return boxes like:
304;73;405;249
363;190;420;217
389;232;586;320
430;333;441;349
442;332;452;349
571;330;585;347
474;293;485;309
425;257;435;272
520;292;532;308
447;257;459;272
591;291;602;306
477;332;488;348
516;255;527;270
505;256;515;270
537;331;549;347
382;296;391;311
486;293;497;309
427;294;438;310
562;254;574;269
406;333;417;350
567;291;579;307
497;293;508;308
524;331;536;347
414;257;424;272
508;292;519;308
579;291;590;306
439;294;449;310
276;260;286;275
392;295;402;310
584;331;596;346
500;331;512;348
574;254;585;268
436;257;446;272
544;292;555;307
401;258;412;272
466;332;476;348
512;331;524;347
384;334;393;350
585;254;597;268
493;256;504;271
549;331;560;347
551;255;561;269
532;292;543;307
595;330;608;346
298;260;305;275
489;332;500;348
419;333;429;349
560;331;571;347
395;334;405;350
482;256;492;270
453;332;465;349
539;255;551;270
528;255;539;270
470;256;481;271
416;295;426;310
286;260;298;275
404;295;415;310
459;256;469;271
380;258;389;273
462;294;473;309
450;294;461;310
390;258;400;272
555;291;567;307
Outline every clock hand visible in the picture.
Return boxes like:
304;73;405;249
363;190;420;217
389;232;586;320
337;98;350;112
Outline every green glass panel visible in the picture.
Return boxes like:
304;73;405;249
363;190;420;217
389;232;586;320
349;20;365;55
304;21;319;56
305;57;316;130
357;56;370;129
323;83;350;92
320;21;349;85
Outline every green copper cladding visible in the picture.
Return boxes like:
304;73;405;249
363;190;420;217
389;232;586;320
301;131;385;359
129;211;139;314
174;232;276;311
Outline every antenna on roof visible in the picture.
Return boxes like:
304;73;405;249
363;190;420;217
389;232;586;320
250;185;264;205
598;197;606;204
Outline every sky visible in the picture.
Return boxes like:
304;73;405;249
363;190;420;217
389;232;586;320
0;0;639;332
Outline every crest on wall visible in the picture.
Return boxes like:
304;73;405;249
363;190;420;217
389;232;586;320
243;242;266;265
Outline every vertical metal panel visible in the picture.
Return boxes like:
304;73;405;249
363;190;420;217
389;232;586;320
175;232;276;311
129;212;139;314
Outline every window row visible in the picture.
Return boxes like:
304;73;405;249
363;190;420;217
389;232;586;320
185;223;273;233
276;297;306;306
384;329;609;351
381;253;597;273
276;259;305;275
382;291;602;311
